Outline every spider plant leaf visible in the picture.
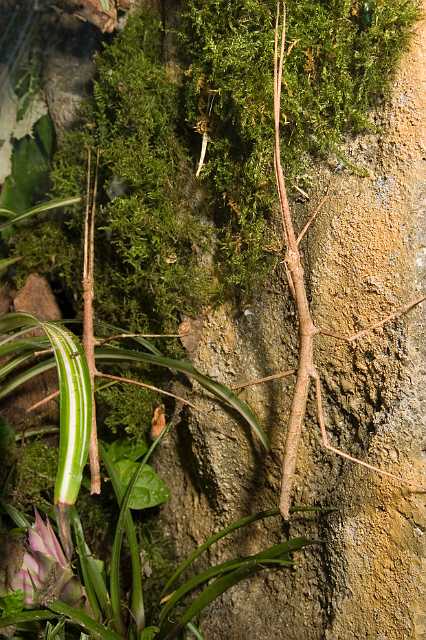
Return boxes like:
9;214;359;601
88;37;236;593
158;558;295;639
96;346;269;450
159;547;295;626
0;358;55;400
48;602;121;640
0;336;49;358
0;196;81;231
100;443;145;633
70;510;110;622
0;256;22;272
0;313;92;557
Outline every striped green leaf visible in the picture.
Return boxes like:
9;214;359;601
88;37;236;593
0;313;92;554
0;344;268;450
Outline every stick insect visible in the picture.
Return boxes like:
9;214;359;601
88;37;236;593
273;1;425;518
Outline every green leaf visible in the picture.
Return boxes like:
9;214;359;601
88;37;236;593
0;313;92;556
140;627;160;640
108;424;173;636
114;459;169;510
0;610;55;628
104;438;148;463
71;511;109;622
0;256;22;273
0;196;82;231
0;418;15;458
161;508;279;596
96;346;269;450
48;602;121;640
100;443;145;634
185;622;204;640
0;591;24;617
158;560;291;639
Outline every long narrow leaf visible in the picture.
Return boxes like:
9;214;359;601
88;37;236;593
109;422;173;635
48;602;121;640
0;196;81;231
0;342;267;449
101;443;145;632
96;346;269;449
0;256;21;272
161;509;278;596
71;511;104;622
158;560;291;640
0;610;56;628
159;550;294;625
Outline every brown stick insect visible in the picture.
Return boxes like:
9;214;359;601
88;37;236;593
272;1;425;519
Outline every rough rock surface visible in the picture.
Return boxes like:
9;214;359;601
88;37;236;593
156;6;426;639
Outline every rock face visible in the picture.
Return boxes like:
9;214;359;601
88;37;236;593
155;6;426;639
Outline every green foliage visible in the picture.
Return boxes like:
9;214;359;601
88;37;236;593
182;0;419;289
42;12;215;334
0;115;55;215
13;440;57;510
0;591;24;618
98;380;158;439
103;438;169;510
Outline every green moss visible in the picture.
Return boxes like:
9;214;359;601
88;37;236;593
181;0;419;290
97;375;159;440
12;440;57;511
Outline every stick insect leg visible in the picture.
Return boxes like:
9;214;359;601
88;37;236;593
312;373;412;486
318;295;426;344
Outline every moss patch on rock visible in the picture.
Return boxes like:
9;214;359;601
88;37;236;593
181;0;419;290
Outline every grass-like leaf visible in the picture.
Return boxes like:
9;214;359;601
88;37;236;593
96;346;269;450
0;196;81;231
71;510;109;622
101;443;145;633
159;545;295;625
108;422;173;635
48;602;121;640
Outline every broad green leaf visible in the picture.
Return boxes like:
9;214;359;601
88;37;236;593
114;459;169;510
104;438;148;463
